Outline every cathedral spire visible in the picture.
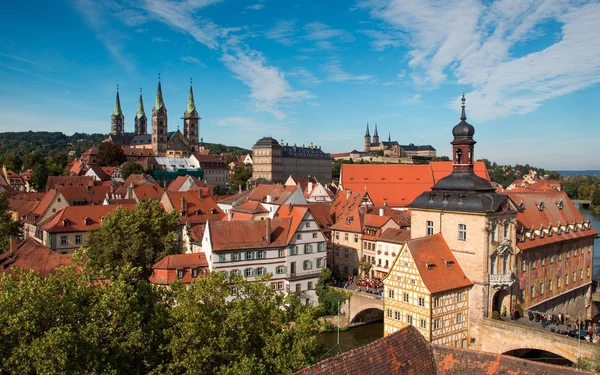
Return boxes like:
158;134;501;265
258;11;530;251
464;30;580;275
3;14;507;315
365;122;370;137
460;91;467;121
186;78;196;114
374;124;379;138
137;88;145;119
388;132;391;143
154;74;165;111
113;85;122;116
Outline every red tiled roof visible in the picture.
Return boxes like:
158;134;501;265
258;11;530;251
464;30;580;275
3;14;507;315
121;146;156;157
208;218;291;251
133;184;164;201
167;175;209;192
0;238;72;277
246;184;299;205
231;200;269;214
31;190;58;217
164;190;224;223
46;176;94;191
87;165;111;181
41;204;135;233
394;233;473;294
149;253;208;284
275;206;312;243
329;190;372;233
378;228;411;245
290;203;334;232
341;161;490;207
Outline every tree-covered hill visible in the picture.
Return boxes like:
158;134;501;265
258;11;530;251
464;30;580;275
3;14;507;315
478;158;561;188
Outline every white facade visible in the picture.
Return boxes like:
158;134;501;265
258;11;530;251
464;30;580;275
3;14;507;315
374;239;403;277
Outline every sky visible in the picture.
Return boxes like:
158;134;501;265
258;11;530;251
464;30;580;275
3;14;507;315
0;0;599;170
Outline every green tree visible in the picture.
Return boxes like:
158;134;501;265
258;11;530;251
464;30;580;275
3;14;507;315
315;268;347;316
30;162;49;191
161;272;323;375
97;142;127;167
84;200;180;279
0;264;169;374
121;160;145;180
229;165;252;190
0;193;22;253
2;152;22;171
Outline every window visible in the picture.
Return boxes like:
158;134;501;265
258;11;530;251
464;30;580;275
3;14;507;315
290;246;298;256
230;286;237;295
60;235;67;245
420;319;427;328
303;260;312;270
521;258;526;272
344;249;349;260
541;254;545;266
491;224;497;242
418;297;425;306
457;313;463;323
354;234;359;243
257;267;265;276
426;221;433;236
403;293;409;302
530;255;535;270
457;292;463;302
388;289;395;299
490;256;496;275
434;319;440;329
307;281;313;290
75;234;82;245
573;271;576;283
530;286;535;298
344;233;348;241
565;276;568;286
580;269;583;280
244;268;253;278
539;282;544;295
550;251;555;264
297;234;302;240
296;283;301;292
312;232;318;238
278;249;284;257
385;259;389;267
548;279;552;292
335;232;339;240
394;311;400;320
387;309;392;318
177;270;184;279
258;251;267;259
458;224;467;241
233;253;241;261
192;268;198;278
276;265;285;274
407;315;413;324
306;222;311;228
503;223;509;238
316;258;324;268
434;297;440;308
246;251;253;260
588;268;591;278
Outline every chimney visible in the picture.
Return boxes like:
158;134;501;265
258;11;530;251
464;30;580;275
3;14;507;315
346;190;351;200
379;208;384;217
239;184;242;193
163;180;167;190
181;196;187;216
307;181;313;194
265;218;271;244
266;194;272;204
9;236;18;256
127;183;134;199
228;210;232;221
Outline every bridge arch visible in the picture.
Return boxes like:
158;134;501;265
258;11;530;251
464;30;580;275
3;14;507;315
503;348;573;366
350;307;384;324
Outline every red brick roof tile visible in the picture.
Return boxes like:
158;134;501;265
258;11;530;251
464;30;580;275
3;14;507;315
208;218;291;251
149;253;208;284
0;238;72;277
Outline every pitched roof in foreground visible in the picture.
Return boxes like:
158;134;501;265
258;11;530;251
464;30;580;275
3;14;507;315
149;253;208;284
0;238;72;277
294;325;588;375
208;218;291;251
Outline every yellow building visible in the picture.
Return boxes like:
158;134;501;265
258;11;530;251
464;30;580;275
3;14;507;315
383;234;472;347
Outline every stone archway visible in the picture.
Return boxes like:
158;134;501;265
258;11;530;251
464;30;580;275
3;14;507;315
492;289;509;316
503;348;574;367
350;308;384;325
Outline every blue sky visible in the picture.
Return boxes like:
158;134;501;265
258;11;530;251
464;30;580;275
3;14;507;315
1;0;599;170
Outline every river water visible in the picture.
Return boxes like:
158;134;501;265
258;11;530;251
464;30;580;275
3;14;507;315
318;206;600;356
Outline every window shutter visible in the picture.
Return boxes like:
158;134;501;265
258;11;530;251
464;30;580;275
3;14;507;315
229;253;234;261
254;251;259;259
253;268;257;276
284;266;287;274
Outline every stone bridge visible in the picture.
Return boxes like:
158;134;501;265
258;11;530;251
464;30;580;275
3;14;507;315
478;318;598;364
336;289;598;363
333;287;384;326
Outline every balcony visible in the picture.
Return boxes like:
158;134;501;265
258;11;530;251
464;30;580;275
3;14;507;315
490;272;516;290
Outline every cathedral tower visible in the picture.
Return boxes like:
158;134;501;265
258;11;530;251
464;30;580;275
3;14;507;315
451;93;475;172
135;88;147;135
183;79;200;152
111;85;124;135
152;75;168;156
373;124;380;144
364;123;371;152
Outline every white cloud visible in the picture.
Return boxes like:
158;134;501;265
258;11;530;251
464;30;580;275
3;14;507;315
180;56;206;67
245;4;265;10
359;29;403;51
322;60;373;83
304;22;354;42
265;20;297;46
288;68;323;84
221;44;313;119
362;0;600;122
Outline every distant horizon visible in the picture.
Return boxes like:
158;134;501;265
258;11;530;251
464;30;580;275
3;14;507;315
1;1;599;170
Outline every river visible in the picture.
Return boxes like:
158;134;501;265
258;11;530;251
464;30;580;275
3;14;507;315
318;206;600;357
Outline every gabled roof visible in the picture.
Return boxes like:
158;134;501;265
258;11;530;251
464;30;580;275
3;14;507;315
31;190;58;217
46;176;94;191
341;161;490;207
115;174;156;196
87;165;111;181
231;200;268;214
149;253;208;284
362;213;393;228
208;218;291;251
292;203;334;232
0;238;72;277
133;184;164;201
167;175;208;192
246;184;301;205
392;233;473;294
378;228;411;245
163;190;224;223
41;204;135;233
275;206;313;243
329;190;372;233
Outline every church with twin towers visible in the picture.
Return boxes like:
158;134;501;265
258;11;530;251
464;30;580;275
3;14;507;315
109;76;201;158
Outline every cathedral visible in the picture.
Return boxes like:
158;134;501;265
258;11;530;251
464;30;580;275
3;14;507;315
108;77;201;158
363;123;436;158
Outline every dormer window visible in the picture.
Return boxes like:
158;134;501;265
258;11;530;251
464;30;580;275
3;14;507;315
518;200;524;211
346;217;351;225
426;263;434;270
557;225;562;234
573;222;578;232
538;201;544;211
63;219;69;227
84;217;91;226
444;260;454;267
565;225;570;234
529;230;535;240
177;270;184;279
558;200;564;210
548;226;553;237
